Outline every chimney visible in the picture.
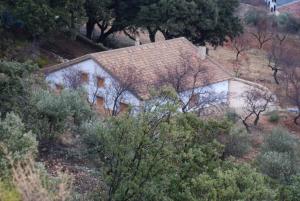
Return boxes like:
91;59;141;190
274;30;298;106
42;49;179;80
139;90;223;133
198;46;206;60
135;37;140;46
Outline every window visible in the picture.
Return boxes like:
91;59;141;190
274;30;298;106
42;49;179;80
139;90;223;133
120;102;129;113
189;94;199;108
96;96;105;113
96;96;104;107
81;72;88;83
97;76;105;88
55;84;63;94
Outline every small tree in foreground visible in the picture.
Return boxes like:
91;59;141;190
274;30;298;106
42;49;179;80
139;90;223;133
0;113;37;176
257;127;300;183
82;89;274;201
240;88;275;132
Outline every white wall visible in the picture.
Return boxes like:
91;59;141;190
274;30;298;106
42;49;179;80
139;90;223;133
46;59;141;112
180;80;229;108
46;59;230;113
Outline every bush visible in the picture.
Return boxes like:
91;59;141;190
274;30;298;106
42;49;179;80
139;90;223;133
30;89;92;141
226;109;239;123
258;151;296;181
268;111;280;123
0;180;21;201
223;125;251;158
257;127;300;183
285;175;300;201
35;56;49;68
263;127;299;154
0;113;37;176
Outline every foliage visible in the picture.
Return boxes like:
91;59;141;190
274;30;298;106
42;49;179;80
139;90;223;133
137;0;243;46
0;180;21;201
82;94;273;201
285;175;300;201
169;163;274;201
1;0;85;38
13;0;57;37
84;0;242;46
223;125;251;158
11;156;73;201
0;113;37;177
30;89;92;141
226;109;239;123
268;111;280;123
84;0;143;42
257;127;300;183
0;60;37;116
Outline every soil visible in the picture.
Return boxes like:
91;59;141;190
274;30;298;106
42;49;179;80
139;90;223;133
41;34;105;61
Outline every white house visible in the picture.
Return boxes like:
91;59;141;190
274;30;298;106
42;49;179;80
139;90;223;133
265;0;277;12
42;37;268;115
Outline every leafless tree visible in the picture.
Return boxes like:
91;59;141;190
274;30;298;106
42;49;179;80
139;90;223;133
245;10;274;49
89;65;142;116
267;39;285;84
157;51;226;115
232;34;250;62
240;88;275;132
279;50;300;124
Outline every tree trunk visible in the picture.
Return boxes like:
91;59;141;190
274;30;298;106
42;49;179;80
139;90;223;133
86;18;96;39
242;120;251;133
236;51;240;61
294;113;300;125
273;68;279;85
96;27;116;43
259;41;263;49
147;27;157;42
254;115;260;126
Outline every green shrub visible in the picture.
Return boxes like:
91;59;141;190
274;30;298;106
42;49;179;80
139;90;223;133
0;113;37;176
268;111;280;123
257;151;296;181
30;89;92;141
257;127;300;183
35;56;49;68
223;125;251;158
226;109;239;123
0;180;21;201
263;127;299;154
285;175;300;201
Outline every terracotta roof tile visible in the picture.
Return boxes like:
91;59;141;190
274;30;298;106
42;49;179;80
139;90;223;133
43;37;232;100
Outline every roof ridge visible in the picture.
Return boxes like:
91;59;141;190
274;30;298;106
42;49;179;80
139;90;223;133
91;37;190;56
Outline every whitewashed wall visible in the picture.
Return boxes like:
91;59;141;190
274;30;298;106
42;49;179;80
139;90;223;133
46;59;141;111
46;59;230;113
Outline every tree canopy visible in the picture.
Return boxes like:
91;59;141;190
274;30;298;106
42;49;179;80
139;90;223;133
84;0;242;46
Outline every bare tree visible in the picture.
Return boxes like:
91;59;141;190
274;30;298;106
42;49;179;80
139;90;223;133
232;34;250;62
240;88;275;132
267;39;284;84
89;65;142;116
245;9;274;49
157;51;226;115
273;14;300;46
279;50;300;124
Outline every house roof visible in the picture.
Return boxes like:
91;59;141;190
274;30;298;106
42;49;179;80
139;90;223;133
43;37;232;100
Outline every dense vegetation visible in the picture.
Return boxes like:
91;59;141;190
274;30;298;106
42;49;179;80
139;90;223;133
1;0;242;46
0;60;299;200
1;1;300;201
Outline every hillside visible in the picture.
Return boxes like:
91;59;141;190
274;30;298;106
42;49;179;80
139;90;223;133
1;1;300;200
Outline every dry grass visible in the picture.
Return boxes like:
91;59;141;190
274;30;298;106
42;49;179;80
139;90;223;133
10;155;73;201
